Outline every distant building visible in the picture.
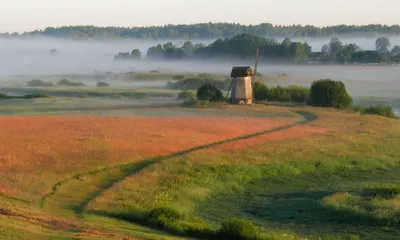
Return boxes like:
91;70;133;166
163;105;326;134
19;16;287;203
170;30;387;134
230;66;253;105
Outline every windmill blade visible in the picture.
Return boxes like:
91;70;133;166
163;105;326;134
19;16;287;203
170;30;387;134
225;78;234;101
252;49;259;87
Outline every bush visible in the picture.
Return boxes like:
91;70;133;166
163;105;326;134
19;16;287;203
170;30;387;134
177;90;195;100
57;78;85;87
365;186;400;200
111;93;123;98
218;218;261;240
0;93;8;98
286;85;310;103
173;75;185;80
78;92;88;98
166;77;229;91
253;81;269;101
196;84;224;102
362;105;397;119
26;79;54;87
96;81;110;87
23;93;51;99
268;86;291;102
309;79;353;109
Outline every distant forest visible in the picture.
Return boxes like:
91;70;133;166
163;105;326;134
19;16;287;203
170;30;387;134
114;34;400;64
2;23;400;39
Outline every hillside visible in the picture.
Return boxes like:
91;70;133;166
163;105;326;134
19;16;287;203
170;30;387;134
0;102;399;239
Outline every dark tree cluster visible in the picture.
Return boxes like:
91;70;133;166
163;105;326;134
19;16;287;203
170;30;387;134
139;34;399;64
6;23;400;40
145;34;311;61
114;49;142;61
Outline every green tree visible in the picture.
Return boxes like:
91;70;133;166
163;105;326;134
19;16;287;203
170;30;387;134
329;37;343;58
196;84;224;102
147;44;164;59
337;43;359;63
182;41;194;56
289;42;307;60
253;81;269;101
131;49;141;59
309;79;353;109
391;45;400;56
281;37;292;57
376;37;391;54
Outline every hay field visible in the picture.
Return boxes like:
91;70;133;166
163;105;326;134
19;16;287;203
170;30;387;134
0;109;297;202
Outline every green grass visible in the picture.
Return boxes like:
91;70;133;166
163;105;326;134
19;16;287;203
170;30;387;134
1;105;400;239
0;86;180;99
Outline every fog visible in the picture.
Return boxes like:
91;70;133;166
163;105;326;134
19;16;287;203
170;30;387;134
1;36;400;100
1;35;400;76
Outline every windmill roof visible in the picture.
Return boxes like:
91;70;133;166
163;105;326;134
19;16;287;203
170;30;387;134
230;67;253;78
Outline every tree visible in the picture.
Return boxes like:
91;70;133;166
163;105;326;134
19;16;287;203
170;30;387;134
147;44;164;59
182;41;194;56
303;42;312;56
131;49;141;59
253;81;269;101
391;45;400;56
281;37;292;57
329;37;343;57
196;84;224;102
321;44;329;54
309;79;352;109
289;42;307;60
337;43;359;63
163;42;174;50
376;37;391;54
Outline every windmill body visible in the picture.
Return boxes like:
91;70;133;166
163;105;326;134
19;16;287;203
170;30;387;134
229;66;254;104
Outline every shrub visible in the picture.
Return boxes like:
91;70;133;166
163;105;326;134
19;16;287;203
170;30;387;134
309;79;353;108
78;92;88;98
96;81;110;87
196;84;224;102
268;86;291;102
0;93;8;98
362;105;397;119
23;93;51;99
111;93;123;98
253;81;269;101
218;218;261;240
173;75;185;80
166;77;229;91
286;85;310;103
146;207;183;230
177;90;195;100
26;79;54;87
365;186;400;200
57;78;85;87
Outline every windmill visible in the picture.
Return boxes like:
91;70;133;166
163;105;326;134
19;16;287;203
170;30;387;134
226;49;259;105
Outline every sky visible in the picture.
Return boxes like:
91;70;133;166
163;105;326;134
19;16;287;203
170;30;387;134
1;0;399;33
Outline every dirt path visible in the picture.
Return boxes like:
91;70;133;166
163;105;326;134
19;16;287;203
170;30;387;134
40;110;318;217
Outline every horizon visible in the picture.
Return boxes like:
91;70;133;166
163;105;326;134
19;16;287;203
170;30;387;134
1;0;399;33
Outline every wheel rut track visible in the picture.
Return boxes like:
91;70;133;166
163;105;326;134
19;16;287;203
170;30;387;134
41;110;319;216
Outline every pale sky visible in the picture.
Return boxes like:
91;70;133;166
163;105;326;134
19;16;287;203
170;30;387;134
1;0;399;33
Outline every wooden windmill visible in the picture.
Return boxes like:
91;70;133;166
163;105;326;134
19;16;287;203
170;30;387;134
227;49;259;105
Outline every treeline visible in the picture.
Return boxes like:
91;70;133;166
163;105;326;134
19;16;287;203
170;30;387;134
2;23;400;39
117;34;400;64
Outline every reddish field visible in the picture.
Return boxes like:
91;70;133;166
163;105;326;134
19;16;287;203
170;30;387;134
202;125;328;153
0;116;294;200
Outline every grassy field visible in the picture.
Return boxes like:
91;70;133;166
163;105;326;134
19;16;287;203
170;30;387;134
0;97;399;239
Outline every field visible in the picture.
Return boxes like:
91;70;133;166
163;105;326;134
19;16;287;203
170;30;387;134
0;72;400;240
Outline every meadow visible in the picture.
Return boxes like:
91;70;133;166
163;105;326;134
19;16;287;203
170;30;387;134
0;69;400;239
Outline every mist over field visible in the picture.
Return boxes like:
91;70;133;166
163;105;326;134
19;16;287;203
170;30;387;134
1;35;400;76
1;35;400;109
